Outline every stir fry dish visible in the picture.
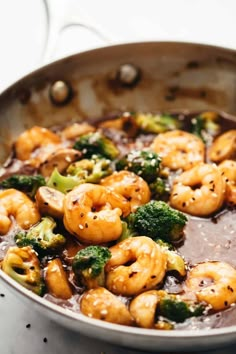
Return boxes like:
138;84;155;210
0;111;236;330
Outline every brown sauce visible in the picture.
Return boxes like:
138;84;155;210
0;110;236;330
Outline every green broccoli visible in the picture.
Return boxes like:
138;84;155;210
149;177;170;200
117;221;138;242
191;111;220;142
47;155;113;194
135;113;181;134
15;217;66;255
128;201;187;242
159;295;205;323
116;150;161;182
47;168;82;194
155;239;186;276
73;132;119;159
67;156;113;183
2;246;44;295
0;174;46;198
72;245;111;289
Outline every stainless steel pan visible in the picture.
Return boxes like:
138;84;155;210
0;41;236;352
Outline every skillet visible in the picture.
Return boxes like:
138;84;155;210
0;41;236;352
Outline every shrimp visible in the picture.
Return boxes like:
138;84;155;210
151;130;205;170
185;261;236;311
61;122;95;140
218;160;236;205
0;189;40;235
63;183;130;244
105;236;167;296
101;171;151;212
80;287;134;326
129;290;163;328
170;163;226;216
209;130;236;162
15;126;61;165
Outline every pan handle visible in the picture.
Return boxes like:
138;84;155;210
42;0;117;64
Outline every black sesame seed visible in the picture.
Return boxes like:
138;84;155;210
85;223;88;228
0;293;5;297
128;271;138;278
26;324;31;329
44;202;49;205
224;301;228;307
43;337;48;343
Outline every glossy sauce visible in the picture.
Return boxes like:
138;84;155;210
0;111;236;329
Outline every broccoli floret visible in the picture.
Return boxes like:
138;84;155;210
47;168;82;194
116;150;161;182
149;177;170;200
72;245;111;289
191;111;220;142
155;239;186;276
117;221;138;242
73;132;119;159
129;201;187;242
0;174;46;198
159;296;205;323
135;113;181;134
2;246;44;295
15;217;66;255
47;156;113;194
67;156;113;183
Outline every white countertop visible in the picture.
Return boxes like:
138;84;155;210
1;1;236;353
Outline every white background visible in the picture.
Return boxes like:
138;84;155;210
1;1;236;353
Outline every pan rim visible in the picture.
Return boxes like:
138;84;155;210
1;39;236;96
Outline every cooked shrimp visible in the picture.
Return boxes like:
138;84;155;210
15;126;61;165
105;236;167;296
185;261;236;311
101;171;151;212
151;130;205;170
80;287;134;326
170;163;226;216
218;160;236;205
129;290;163;328
209;130;236;162
61;122;95;140
63;183;130;244
0;189;40;235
